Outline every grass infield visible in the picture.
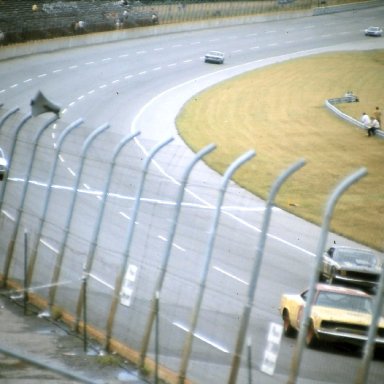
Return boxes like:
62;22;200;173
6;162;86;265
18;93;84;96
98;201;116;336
176;50;384;251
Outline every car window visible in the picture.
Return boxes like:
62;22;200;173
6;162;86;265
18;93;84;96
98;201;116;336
334;249;377;267
315;292;372;314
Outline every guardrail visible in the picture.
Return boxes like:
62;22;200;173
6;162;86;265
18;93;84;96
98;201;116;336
325;95;384;139
313;0;382;15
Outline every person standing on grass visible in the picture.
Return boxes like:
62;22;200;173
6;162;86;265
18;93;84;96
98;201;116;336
373;106;381;125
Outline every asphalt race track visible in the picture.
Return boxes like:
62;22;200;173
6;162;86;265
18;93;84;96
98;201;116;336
1;5;384;384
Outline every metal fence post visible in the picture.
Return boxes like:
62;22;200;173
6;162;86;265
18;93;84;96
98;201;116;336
139;143;216;368
1;113;32;285
178;149;256;384
0;107;19;133
287;167;367;384
0;113;32;217
3;115;58;284
104;136;174;351
74;131;141;331
47;123;110;310
355;264;384;384
228;159;305;384
26;119;84;292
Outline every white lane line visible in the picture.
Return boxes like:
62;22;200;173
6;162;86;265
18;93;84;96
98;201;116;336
67;167;76;176
40;238;59;254
120;211;131;220
213;265;248;285
173;321;229;353
24;78;33;83
1;210;15;221
158;235;186;252
88;273;114;290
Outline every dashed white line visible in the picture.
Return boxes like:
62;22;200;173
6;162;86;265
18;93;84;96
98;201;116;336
213;265;248;285
67;167;76;176
40;238;59;254
158;235;185;251
119;211;131;220
173;321;229;353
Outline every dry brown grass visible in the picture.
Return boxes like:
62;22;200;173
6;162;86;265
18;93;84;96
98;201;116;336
176;50;384;251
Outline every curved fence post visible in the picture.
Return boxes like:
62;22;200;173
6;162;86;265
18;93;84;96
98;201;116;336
74;131;141;331
3;115;59;285
287;167;367;384
0;107;19;132
1;113;32;285
139;143;217;368
47;123;110;310
26;119;84;292
104;136;174;351
0;113;32;217
228;159;306;384
178;149;256;384
355;264;384;384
